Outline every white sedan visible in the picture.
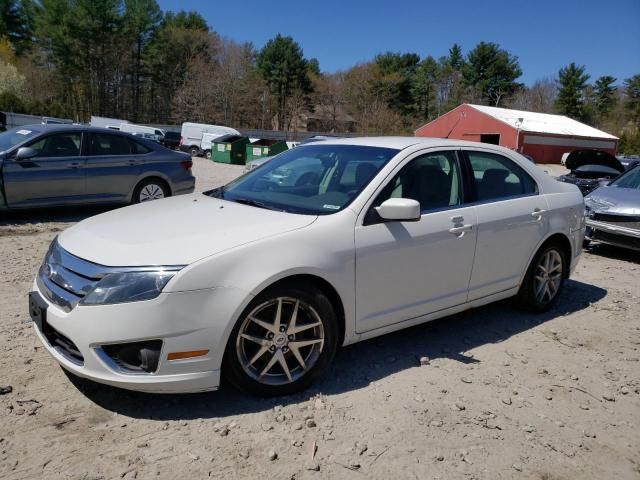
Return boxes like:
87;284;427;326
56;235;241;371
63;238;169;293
29;137;585;395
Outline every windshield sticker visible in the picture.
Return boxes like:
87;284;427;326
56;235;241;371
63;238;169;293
322;204;340;210
16;129;32;135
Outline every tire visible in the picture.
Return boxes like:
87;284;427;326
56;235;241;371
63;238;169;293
223;284;339;396
583;239;591;249
515;242;566;312
132;178;170;204
189;146;200;157
204;150;211;160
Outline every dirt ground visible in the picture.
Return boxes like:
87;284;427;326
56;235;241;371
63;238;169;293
1;158;639;480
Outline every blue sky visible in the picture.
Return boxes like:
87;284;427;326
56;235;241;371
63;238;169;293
157;0;640;86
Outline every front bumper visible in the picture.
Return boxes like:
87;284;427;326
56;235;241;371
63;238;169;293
586;219;640;251
31;280;250;393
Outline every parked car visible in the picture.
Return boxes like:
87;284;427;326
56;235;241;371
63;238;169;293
161;131;180;150
584;164;640;251
179;122;240;157
556;149;624;195
0;124;194;209
243;155;273;173
200;132;226;159
617;155;640;171
29;137;584;395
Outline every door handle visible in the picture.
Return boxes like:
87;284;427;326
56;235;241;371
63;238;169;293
449;224;473;235
531;208;547;218
69;162;82;169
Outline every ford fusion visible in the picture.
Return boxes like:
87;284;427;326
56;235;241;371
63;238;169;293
30;137;585;395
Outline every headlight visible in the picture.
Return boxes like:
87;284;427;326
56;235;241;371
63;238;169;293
80;271;178;306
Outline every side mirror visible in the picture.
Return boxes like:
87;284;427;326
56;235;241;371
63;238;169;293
15;147;38;161
374;198;421;222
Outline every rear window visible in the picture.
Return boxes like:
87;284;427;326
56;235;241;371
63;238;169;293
130;139;151;154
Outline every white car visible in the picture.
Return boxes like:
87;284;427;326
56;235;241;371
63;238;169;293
29;137;585;396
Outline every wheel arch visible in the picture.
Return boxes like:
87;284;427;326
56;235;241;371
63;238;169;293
254;274;346;348
525;232;573;281
128;173;173;201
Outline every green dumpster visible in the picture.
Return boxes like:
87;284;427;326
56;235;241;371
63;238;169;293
245;139;288;162
211;135;250;164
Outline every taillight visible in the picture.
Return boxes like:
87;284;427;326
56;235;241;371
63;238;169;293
181;160;193;171
179;136;183;146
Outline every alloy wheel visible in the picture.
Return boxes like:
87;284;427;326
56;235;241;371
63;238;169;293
139;184;165;202
235;297;325;386
534;249;563;304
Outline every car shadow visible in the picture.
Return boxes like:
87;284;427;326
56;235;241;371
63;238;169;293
68;278;607;420
585;244;640;264
0;205;117;228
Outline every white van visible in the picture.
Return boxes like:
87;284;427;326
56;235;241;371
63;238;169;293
119;123;166;140
180;122;240;156
90;116;128;130
200;132;228;159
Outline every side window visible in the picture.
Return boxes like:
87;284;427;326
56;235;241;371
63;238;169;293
89;133;133;156
27;133;81;158
467;151;537;202
130;139;151;154
374;151;462;212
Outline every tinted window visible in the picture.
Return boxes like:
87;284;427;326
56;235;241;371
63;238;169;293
217;145;398;215
89;133;132;155
27;132;81;158
374;151;462;212
467;151;536;201
130;139;151;154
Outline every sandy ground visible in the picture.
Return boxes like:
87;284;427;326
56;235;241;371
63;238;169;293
1;158;639;480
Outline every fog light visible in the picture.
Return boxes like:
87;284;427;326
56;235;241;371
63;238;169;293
101;340;162;373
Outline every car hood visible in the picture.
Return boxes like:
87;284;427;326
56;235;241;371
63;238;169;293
585;186;640;215
565;150;624;173
58;194;317;266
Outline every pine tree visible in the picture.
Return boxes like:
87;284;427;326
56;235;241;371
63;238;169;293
555;63;590;120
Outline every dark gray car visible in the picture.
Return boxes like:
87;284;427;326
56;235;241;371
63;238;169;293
0;125;195;209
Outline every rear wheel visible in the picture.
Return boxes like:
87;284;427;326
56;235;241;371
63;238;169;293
189;146;199;157
516;243;566;312
204;149;211;159
223;285;338;396
132;178;170;204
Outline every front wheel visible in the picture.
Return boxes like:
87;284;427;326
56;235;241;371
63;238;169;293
516;243;566;312
204;149;211;159
223;285;338;396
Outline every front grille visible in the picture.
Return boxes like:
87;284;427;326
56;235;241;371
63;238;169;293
42;323;84;365
592;213;640;231
37;241;103;311
593;230;640;250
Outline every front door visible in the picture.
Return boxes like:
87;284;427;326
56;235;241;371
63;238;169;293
355;150;477;333
3;131;85;207
462;149;548;300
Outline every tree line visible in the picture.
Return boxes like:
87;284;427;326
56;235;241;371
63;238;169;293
1;0;639;153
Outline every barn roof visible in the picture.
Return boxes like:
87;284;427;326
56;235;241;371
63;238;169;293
468;104;618;140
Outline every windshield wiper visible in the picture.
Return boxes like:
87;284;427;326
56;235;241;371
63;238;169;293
232;197;285;212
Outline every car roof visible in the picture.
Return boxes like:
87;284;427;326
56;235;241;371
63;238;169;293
315;136;512;151
14;124;136;135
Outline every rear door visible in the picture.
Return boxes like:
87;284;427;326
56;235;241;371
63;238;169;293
84;132;144;203
461;149;548;300
3;131;85;207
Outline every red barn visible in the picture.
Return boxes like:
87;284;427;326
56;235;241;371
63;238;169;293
415;104;618;164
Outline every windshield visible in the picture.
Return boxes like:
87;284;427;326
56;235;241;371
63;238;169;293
610;166;640;190
211;144;399;215
0;126;41;152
